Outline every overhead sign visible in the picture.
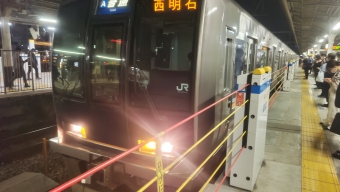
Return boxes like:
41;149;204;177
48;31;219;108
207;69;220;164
333;46;340;50
154;0;197;12
97;0;131;15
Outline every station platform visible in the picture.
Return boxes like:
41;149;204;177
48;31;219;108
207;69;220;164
204;70;340;192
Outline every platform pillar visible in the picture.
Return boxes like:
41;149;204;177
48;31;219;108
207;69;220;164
327;33;337;54
1;8;13;88
229;67;271;191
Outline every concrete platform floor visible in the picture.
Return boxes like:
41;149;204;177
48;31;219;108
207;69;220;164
0;172;58;192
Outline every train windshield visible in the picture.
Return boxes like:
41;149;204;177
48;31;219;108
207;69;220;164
52;0;90;98
129;0;198;112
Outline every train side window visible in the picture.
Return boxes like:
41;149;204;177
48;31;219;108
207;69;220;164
52;0;90;99
257;47;266;68
224;37;234;94
90;25;124;104
243;42;249;74
267;48;271;66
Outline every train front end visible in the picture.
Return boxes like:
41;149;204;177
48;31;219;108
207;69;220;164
50;0;204;190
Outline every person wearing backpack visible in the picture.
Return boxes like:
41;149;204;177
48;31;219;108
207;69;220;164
303;56;313;79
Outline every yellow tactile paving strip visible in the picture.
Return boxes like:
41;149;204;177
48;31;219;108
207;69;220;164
301;78;340;191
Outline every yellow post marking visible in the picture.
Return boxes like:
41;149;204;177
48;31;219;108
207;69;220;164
155;138;164;192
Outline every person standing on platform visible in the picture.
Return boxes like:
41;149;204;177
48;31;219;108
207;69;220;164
25;49;41;80
313;55;323;89
331;78;340;159
336;52;340;62
12;47;30;88
303;56;313;79
321;53;327;63
319;54;336;102
320;60;339;129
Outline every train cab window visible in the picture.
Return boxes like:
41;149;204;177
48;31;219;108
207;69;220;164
52;0;90;98
90;25;123;104
129;2;197;111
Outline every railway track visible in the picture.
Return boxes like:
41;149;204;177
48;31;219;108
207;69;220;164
0;125;57;163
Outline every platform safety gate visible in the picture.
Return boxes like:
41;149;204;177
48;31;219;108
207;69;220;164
50;67;276;192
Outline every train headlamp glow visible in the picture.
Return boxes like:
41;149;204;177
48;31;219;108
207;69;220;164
69;124;86;138
138;140;173;154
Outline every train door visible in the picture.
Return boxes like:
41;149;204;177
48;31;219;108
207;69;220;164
214;28;236;144
244;38;256;73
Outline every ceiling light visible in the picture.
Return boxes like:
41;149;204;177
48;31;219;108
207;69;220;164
333;22;340;30
8;23;12;26
47;27;55;30
39;18;57;23
324;35;328;38
313;45;317;47
319;39;324;43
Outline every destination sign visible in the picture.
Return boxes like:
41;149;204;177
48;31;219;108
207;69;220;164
154;0;197;12
97;0;131;15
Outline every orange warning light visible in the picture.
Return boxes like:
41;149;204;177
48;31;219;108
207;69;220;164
185;0;196;10
169;0;181;10
154;0;165;11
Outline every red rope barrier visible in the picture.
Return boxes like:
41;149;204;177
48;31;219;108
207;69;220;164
50;84;250;192
215;147;245;192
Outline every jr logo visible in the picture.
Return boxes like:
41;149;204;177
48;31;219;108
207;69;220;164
177;83;189;93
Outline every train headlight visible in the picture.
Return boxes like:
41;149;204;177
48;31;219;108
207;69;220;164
69;124;87;138
161;142;173;153
138;140;173;154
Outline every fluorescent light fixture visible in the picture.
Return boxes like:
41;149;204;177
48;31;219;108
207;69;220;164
319;39;324;43
39;18;57;23
8;23;12;25
333;22;340;30
47;27;55;30
54;49;85;55
78;46;85;49
96;55;121;61
324;35;328;38
313;45;317;47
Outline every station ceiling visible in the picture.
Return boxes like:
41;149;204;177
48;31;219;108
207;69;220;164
0;0;61;25
284;0;340;53
235;0;340;54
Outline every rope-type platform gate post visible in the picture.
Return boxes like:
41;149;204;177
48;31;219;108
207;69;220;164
228;66;272;191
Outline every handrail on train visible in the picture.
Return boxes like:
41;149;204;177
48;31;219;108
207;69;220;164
50;84;250;192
